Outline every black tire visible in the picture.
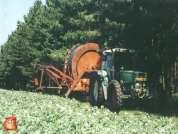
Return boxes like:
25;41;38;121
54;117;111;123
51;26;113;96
152;88;163;111
147;82;164;112
26;84;35;92
26;84;30;90
35;87;44;94
107;80;122;112
89;74;104;107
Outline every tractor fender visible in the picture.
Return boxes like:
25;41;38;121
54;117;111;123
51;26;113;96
91;70;108;100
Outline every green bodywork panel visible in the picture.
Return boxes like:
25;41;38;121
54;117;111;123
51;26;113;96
118;70;147;84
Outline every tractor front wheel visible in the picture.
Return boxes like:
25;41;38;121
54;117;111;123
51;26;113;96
108;80;122;112
89;74;104;107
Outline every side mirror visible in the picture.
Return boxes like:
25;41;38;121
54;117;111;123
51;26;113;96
102;55;107;61
120;66;125;70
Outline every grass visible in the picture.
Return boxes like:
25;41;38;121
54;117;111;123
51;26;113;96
172;93;178;123
0;88;178;133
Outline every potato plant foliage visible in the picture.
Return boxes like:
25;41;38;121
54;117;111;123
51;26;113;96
0;89;177;134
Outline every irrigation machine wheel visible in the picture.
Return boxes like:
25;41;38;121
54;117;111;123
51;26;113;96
35;87;45;94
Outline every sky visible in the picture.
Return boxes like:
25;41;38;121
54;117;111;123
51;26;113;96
0;0;46;46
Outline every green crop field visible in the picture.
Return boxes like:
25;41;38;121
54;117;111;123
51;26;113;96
0;89;178;134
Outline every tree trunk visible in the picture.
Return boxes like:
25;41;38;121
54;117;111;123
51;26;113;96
173;61;177;93
164;62;172;103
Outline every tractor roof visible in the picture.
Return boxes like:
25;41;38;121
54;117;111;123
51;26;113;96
103;48;136;53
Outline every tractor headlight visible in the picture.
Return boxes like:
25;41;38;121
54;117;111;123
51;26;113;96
135;83;140;87
135;83;140;92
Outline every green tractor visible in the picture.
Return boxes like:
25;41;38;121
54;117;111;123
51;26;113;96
89;48;150;112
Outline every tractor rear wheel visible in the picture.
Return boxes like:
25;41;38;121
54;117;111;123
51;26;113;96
108;80;122;112
89;74;104;107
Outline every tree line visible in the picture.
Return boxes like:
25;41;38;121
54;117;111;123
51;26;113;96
0;0;178;96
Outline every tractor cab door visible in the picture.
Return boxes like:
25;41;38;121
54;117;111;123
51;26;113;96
101;53;114;81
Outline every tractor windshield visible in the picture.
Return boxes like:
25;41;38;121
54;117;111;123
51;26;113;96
114;52;135;70
101;53;113;70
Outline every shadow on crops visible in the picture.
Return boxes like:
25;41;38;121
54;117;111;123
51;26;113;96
1;87;177;117
121;95;178;117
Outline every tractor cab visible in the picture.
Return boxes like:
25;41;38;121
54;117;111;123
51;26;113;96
101;48;147;98
101;48;137;69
